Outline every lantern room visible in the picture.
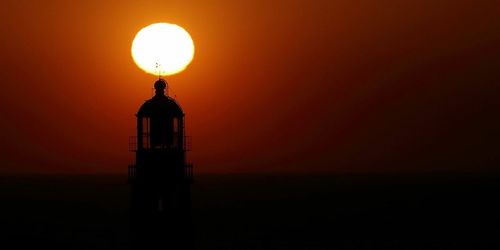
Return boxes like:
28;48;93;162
136;79;185;151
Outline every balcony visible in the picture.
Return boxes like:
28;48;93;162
129;135;192;152
128;164;136;182
185;163;193;182
184;136;192;151
129;136;137;152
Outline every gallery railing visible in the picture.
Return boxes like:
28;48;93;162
128;164;136;182
129;135;192;151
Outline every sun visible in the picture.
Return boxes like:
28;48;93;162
131;23;195;76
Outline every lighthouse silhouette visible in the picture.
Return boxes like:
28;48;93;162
128;78;193;249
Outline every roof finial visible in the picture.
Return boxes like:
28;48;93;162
155;62;162;80
154;78;167;96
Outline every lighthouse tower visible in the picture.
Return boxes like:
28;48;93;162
128;78;193;248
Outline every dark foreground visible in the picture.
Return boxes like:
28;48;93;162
0;173;499;249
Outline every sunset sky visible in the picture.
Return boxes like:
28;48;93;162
0;0;499;174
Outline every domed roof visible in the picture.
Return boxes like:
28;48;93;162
137;79;184;117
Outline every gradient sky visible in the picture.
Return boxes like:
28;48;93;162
0;0;499;174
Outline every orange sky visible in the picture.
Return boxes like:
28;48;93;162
0;0;499;174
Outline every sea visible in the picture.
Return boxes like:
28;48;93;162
0;172;499;249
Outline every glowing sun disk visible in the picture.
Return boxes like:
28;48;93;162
131;23;194;76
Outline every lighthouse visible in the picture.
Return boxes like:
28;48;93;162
128;78;193;248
